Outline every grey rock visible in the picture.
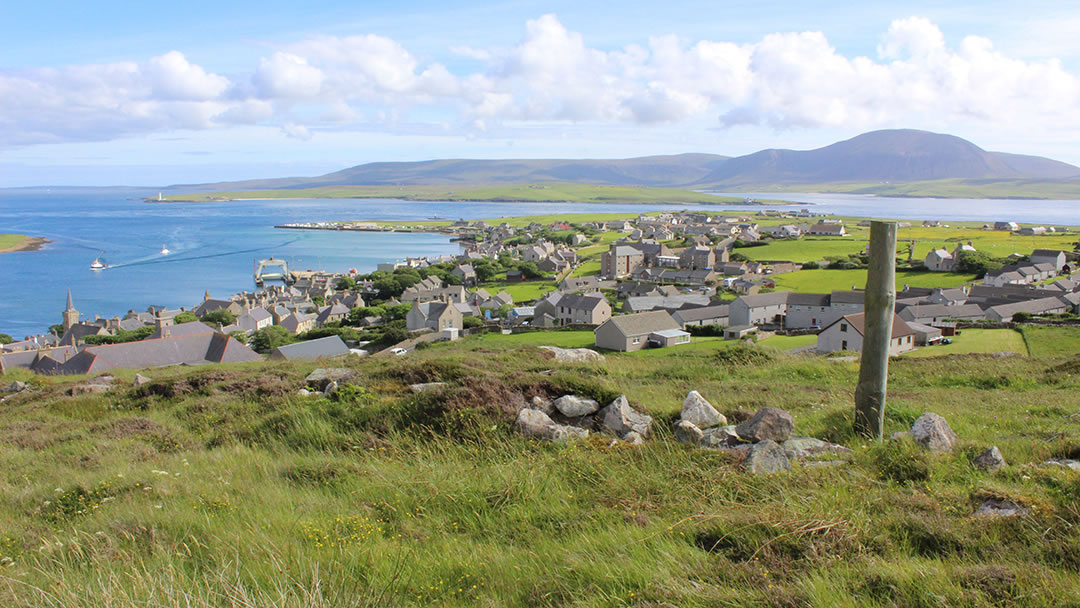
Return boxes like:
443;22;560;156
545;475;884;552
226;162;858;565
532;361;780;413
890;431;912;442
297;388;312;397
674;420;704;445
530;395;555;415
133;373;152;387
735;407;795;443
323;381;338;397
973;446;1006;471
599;395;653;437
975;498;1030;518
4;380;28;393
1044;459;1080;472
782;436;852;461
553;395;600;417
516;408;588;442
681;391;726;429
538;346;605;362
700;426;741;449
622;431;644;445
69;383;110;395
549;424;590;442
305;368;355;390
744;439;792;474
409;382;448;394
911;413;958;453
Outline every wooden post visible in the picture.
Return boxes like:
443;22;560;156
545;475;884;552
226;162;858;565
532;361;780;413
854;221;897;439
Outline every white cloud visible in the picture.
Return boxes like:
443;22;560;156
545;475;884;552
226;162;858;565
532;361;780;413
1;15;1078;149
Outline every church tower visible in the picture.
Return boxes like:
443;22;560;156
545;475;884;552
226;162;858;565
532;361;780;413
62;289;79;332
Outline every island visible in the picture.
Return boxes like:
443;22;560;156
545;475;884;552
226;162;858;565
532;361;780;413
0;234;50;254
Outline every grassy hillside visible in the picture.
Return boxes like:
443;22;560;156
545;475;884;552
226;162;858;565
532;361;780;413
717;178;1080;200
162;183;761;205
0;233;28;250
2;332;1079;606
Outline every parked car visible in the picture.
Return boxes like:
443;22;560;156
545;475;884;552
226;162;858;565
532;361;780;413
390;347;408;356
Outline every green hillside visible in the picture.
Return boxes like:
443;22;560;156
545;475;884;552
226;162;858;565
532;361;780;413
2;332;1079;606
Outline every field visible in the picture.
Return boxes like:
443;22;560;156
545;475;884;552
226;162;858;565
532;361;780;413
2;337;1080;606
1020;325;1080;357
716;178;1080;199
479;280;556;302
904;329;1028;358
770;269;978;293
165;183;767;205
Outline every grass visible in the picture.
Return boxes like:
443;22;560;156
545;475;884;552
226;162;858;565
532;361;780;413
164;183;772;205
0;233;30;252
770;269;978;293
716;177;1080;199
478;280;555;302
1020;325;1080;357
905;329;1028;358
2;336;1080;606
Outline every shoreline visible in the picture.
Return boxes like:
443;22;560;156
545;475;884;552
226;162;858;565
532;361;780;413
0;236;50;254
148;196;798;206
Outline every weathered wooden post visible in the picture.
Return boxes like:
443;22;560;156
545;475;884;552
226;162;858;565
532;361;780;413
854;220;897;439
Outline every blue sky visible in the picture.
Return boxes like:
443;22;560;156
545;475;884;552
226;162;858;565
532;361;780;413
2;0;1079;186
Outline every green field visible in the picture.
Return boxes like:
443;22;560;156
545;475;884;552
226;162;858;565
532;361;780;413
716;178;1080;199
2;336;1080;606
905;329;1028;358
0;233;28;250
165;183;773;205
1020;325;1080;357
770;269;978;293
477;280;555;302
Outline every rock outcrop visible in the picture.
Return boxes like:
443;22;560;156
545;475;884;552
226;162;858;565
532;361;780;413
516;408;589;442
973;446;1006;471
305;368;356;391
554;395;600;417
680;391;726;429
744;440;792;474
539;346;605;362
599;395;653;437
735;407;794;443
911;413;957;453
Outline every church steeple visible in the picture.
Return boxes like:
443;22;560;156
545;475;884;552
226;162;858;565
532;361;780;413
62;289;79;332
205;288;211;301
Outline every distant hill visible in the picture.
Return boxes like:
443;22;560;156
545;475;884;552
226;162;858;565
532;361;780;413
171;130;1080;197
694;129;1080;187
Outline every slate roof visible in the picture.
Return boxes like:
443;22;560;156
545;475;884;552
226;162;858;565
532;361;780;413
270;336;350;360
599;310;680;337
826;313;915;339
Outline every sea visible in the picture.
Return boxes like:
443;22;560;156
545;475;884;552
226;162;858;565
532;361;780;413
1;188;1077;338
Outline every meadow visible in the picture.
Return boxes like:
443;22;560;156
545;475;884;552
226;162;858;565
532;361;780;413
770;269;978;293
1;329;1079;606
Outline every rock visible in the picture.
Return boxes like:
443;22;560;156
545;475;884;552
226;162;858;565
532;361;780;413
93;375;117;385
598;395;653;437
538;346;605;362
1044;459;1080;472
3;381;28;393
674;420;704;445
973;446;1006;471
975;498;1030;518
297;389;312;397
735;407;794;443
622;431;644;445
553;395;600;417
305;368;355;390
910;413;957;453
890;431;912;442
409;382;447;394
782;436;852;461
69;383;110;395
680;391;726;429
133;374;152;387
515;408;588;442
530;395;554;415
700;426;741;449
744;439;792;474
323;381;338;397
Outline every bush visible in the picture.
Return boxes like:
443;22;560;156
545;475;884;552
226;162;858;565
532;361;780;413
0;333;12;345
870;439;931;484
686;324;725;337
801;261;820;270
714;343;774;366
250;326;297;353
200;309;236;326
462;316;484;329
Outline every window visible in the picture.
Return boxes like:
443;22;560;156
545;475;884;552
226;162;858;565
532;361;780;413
841;340;848;351
840;323;847;332
632;337;641;344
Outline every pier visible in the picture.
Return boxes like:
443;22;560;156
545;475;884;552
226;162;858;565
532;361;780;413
254;257;294;285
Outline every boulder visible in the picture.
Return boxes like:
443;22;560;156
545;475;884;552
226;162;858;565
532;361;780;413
599;395;653;437
910;413;957;453
782;436;852;461
133;374;152;387
700;426;741;449
516;408;588;442
297;389;312;397
305;368;355;391
973;446;1006;471
409;382;448;394
622;431;644;446
4;381;28;393
680;391;726;429
735;407;794;443
553;395;600;417
69;383;110;395
538;346;605;362
323;381;338;397
530;395;555;415
975;498;1030;518
674;420;704;445
744;439;792;474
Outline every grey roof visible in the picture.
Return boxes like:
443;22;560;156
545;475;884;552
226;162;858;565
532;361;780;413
736;291;793;308
986;296;1069;317
672;304;730;323
898;303;985;320
599;310;680;337
558;294;608;311
270;336;350;360
650;328;690;338
56;332;260;374
150;321;215;339
825;313;915;338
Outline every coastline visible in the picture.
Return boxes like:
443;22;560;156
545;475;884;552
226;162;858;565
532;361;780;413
149;196;795;206
0;236;50;254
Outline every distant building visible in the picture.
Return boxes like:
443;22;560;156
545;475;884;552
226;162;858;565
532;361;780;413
816;313;916;355
594;310;685;352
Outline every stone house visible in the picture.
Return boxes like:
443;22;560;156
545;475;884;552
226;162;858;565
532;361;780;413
594;310;685;352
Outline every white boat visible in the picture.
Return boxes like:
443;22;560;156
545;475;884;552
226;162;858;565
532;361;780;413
160;245;170;255
90;258;105;270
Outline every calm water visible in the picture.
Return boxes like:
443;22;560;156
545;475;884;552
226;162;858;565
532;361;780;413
1;189;1076;337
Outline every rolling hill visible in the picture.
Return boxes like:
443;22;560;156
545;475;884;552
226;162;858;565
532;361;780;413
171;130;1080;198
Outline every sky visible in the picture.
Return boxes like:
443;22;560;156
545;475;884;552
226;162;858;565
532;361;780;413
2;0;1079;186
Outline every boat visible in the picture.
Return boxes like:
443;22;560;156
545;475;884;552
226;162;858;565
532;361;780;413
90;258;105;270
160;245;170;255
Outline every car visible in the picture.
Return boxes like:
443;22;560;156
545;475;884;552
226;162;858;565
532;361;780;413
940;338;953;345
390;347;408;356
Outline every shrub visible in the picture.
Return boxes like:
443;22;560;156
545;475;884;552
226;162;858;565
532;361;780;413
714;344;774;366
870;439;931;484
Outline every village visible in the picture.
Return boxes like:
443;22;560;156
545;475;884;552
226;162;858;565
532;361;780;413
2;209;1077;376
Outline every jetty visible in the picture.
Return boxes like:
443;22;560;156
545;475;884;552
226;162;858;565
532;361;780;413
254;258;295;285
